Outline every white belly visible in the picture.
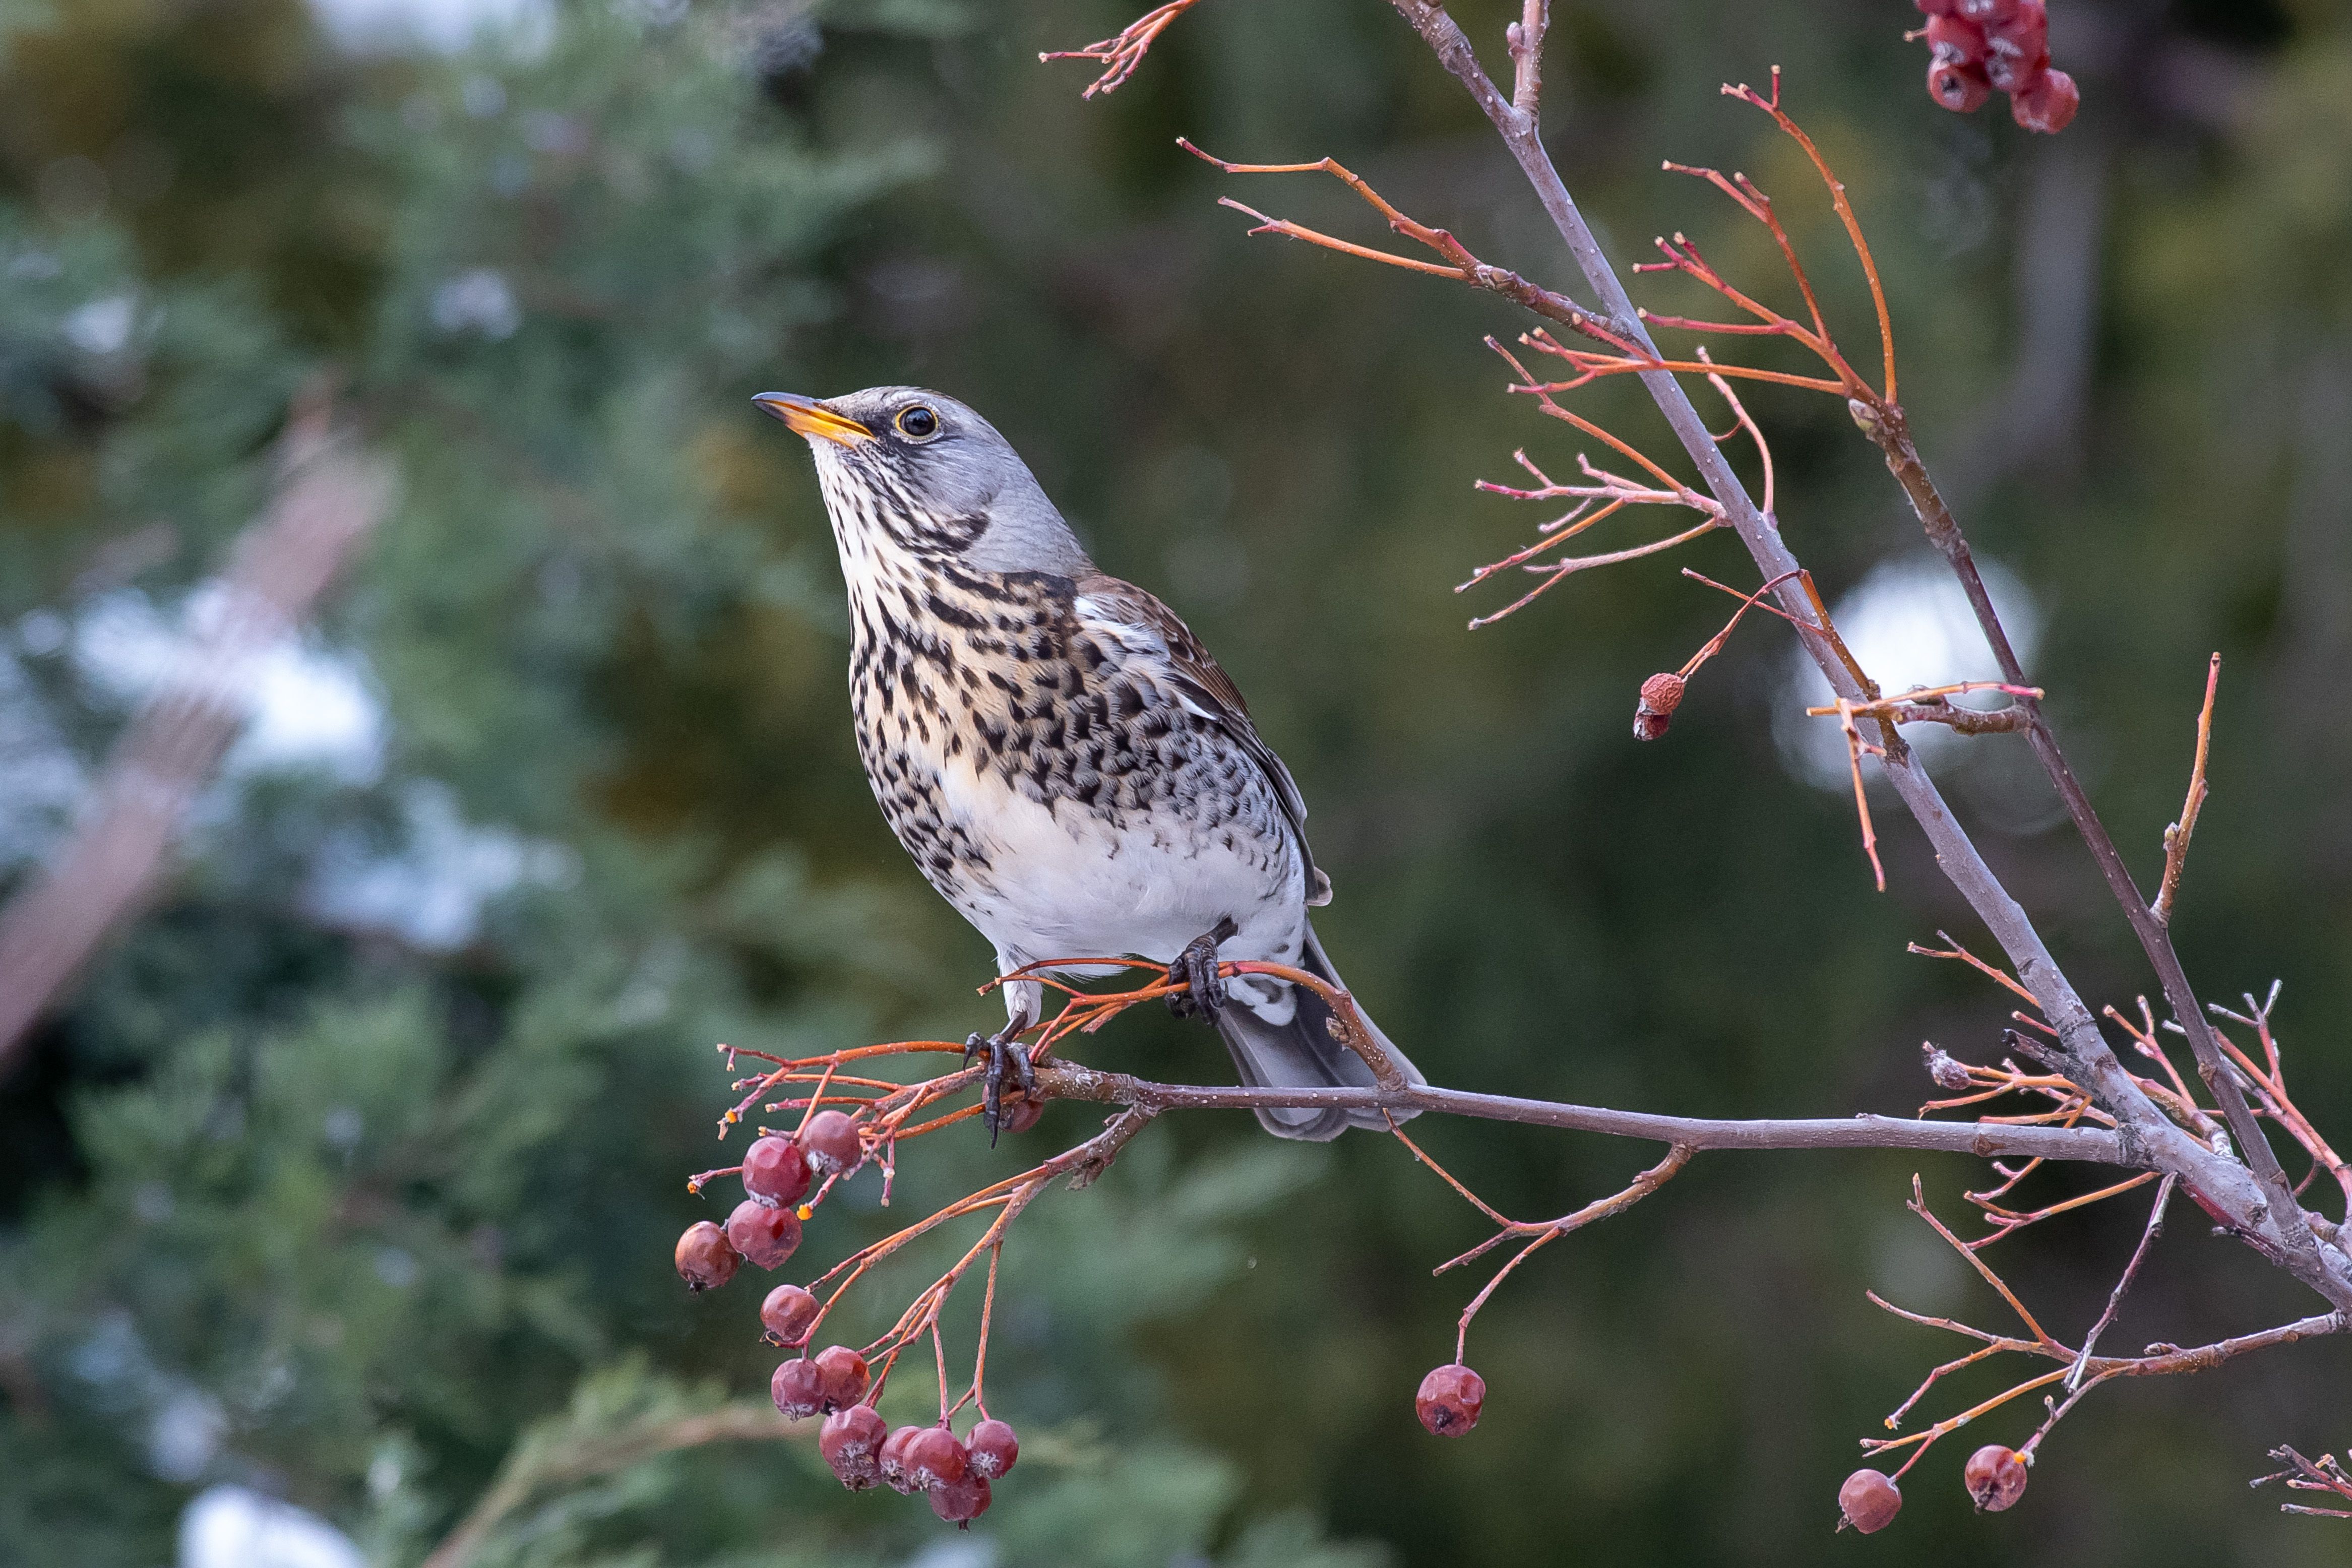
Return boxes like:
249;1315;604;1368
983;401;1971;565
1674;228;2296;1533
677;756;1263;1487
932;757;1308;1018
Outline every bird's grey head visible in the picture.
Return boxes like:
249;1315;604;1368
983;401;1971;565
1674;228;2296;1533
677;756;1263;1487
754;386;1092;578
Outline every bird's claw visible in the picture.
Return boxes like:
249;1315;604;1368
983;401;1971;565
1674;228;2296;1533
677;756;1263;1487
964;1029;1039;1145
1165;915;1239;1021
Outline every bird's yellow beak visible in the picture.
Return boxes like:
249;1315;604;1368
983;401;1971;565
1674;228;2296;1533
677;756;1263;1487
753;392;872;447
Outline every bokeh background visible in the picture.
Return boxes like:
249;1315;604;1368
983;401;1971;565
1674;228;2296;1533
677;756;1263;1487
3;0;2349;1563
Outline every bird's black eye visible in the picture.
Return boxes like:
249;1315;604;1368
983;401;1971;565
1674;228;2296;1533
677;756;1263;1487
895;405;940;441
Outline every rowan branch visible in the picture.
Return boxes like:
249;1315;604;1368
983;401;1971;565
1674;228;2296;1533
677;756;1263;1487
1367;0;2352;1315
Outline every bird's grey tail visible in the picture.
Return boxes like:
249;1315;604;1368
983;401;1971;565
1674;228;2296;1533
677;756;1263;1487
1212;921;1425;1142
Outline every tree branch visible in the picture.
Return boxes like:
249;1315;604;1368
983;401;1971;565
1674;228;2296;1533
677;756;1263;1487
1029;1063;2128;1162
1378;0;2352;1313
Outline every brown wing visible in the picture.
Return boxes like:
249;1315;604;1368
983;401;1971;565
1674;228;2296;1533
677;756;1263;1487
1073;572;1332;905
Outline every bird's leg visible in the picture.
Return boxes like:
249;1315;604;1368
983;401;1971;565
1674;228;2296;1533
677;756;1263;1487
1166;915;1239;1021
965;983;1041;1144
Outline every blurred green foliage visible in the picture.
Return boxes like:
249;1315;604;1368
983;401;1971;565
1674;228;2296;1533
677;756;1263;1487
3;0;2350;1564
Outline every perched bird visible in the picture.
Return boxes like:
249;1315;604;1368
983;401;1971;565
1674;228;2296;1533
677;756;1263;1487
756;386;1421;1140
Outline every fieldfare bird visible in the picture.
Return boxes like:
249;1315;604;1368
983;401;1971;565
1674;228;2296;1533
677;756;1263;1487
756;386;1421;1140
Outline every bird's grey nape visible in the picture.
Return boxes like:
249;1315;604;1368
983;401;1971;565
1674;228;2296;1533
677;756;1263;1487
818;386;1094;578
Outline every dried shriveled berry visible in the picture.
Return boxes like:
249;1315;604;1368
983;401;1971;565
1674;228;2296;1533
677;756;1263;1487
771;1357;827;1420
759;1283;820;1346
904;1425;970;1490
1414;1363;1486;1436
727;1199;802;1270
931;1470;992;1524
967;1418;1020;1479
674;1221;740;1291
1838;1469;1903;1533
1633;672;1684;741
1964;1445;2029;1511
820;1404;889;1489
1922;1043;1973;1092
1928;56;1992;112
800;1109;863;1176
2010;68;2078;133
742;1135;812;1208
812;1344;871;1411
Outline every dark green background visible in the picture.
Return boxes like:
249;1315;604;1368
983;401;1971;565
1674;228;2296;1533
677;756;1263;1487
3;0;2348;1563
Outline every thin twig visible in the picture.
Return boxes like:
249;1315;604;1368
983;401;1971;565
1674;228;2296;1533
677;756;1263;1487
2068;1174;2175;1390
2152;653;2220;926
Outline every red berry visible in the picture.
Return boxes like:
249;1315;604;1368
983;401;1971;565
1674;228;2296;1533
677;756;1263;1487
820;1404;889;1489
726;1199;801;1270
995;1093;1045;1135
2011;67;2079;133
879;1424;923;1494
759;1283;820;1346
812;1344;870;1411
904;1425;969;1489
741;1135;811;1208
770;1357;827;1420
1839;1469;1903;1533
1923;14;1986;64
967;1417;1020;1478
1982;0;2047;90
673;1221;739;1291
1927;56;1993;112
1414;1363;1486;1436
1954;0;2016;21
931;1470;992;1524
1964;1445;2029;1511
800;1109;863;1176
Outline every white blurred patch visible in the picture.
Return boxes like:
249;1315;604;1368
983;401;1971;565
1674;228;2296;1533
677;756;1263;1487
62;292;138;357
1777;555;2040;791
178;1486;364;1568
150;1389;227;1482
903;1539;1000;1568
306;779;575;950
0;646;87;865
429;268;521;339
72;588;385;784
308;0;549;54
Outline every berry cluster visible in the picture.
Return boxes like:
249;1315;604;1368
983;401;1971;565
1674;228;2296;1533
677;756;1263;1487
672;1103;1027;1525
1839;1445;2029;1533
672;1108;864;1289
1912;0;2077;134
674;1020;1508;1534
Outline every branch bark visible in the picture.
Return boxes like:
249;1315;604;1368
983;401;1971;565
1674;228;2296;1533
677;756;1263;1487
1031;1063;2127;1163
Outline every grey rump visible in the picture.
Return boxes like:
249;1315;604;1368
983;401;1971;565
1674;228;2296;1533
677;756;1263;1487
757;385;1422;1140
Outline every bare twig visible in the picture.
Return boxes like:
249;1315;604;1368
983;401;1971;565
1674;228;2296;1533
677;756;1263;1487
1038;0;1204;98
2068;1173;2176;1389
1178;141;1606;336
2153;653;2220;926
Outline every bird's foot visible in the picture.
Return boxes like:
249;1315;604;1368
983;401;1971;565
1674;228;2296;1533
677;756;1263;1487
1165;915;1239;1021
964;1028;1040;1145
